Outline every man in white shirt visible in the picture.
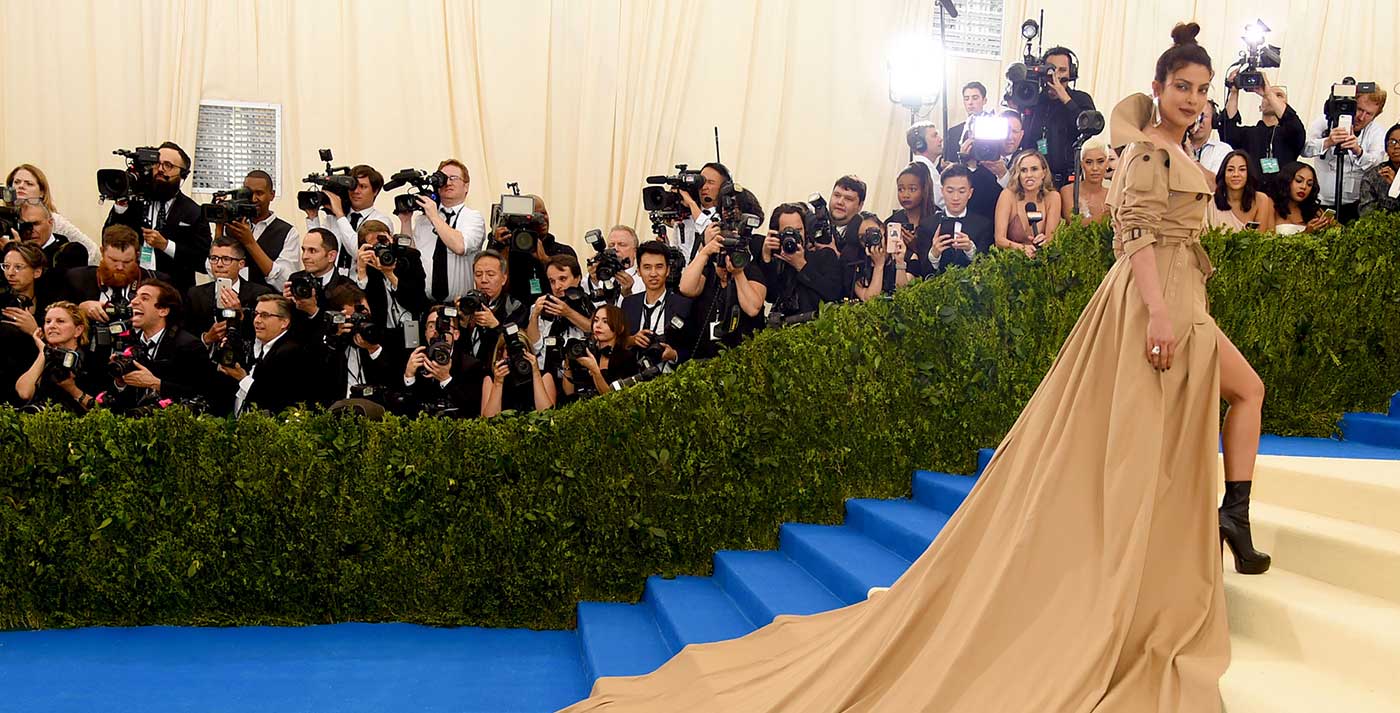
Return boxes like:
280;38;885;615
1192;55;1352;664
225;169;301;291
906;122;948;210
305;164;395;275
672;163;730;265
1303;87;1389;222
1188;100;1234;175
399;158;485;303
584;224;644;305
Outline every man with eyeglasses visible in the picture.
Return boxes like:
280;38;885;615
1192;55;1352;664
217;294;319;415
398;158;485;302
186;235;274;342
103;141;212;292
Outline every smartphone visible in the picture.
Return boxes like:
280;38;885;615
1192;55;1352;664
214;277;233;295
1244;221;1261;231
1337;115;1353;133
1323;208;1337;219
939;220;962;238
885;234;903;255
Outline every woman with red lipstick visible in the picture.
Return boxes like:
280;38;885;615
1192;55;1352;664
1271;162;1338;234
561;23;1247;713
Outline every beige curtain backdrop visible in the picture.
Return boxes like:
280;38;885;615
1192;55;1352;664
1;0;1396;249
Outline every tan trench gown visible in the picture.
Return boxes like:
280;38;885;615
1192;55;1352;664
559;94;1229;713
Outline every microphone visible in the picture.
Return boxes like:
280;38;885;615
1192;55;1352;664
1026;202;1044;236
645;176;672;185
1005;63;1029;83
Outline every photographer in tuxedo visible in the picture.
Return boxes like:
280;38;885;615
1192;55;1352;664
283;228;353;315
217;295;319;416
622;241;695;366
224;170;302;291
401;303;477;417
315;282;401;404
455;251;530;411
104;279;212;409
944;82;990;163
758;203;844;321
103;142;212;291
187;235;274;342
353;219;428;358
66;225;168;338
527;254;592;380
305;164;396;274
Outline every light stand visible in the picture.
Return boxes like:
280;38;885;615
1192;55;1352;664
1070;110;1105;217
937;0;958;142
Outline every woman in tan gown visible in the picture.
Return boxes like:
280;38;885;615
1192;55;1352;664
560;24;1266;713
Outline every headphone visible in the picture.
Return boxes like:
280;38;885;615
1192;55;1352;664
907;122;936;154
1042;46;1079;83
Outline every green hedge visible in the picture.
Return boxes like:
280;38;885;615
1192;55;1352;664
3;214;1399;631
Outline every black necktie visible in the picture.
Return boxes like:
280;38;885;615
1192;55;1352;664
349;212;362;230
156;200;169;230
432;211;454;301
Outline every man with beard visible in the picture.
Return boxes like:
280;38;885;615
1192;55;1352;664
66;225;168;324
103;141;212;292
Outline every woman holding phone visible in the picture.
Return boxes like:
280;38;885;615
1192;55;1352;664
884;162;939;287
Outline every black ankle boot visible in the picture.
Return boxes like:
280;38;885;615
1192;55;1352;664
1220;481;1271;575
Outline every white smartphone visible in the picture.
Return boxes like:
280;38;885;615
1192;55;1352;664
214;277;233;295
1338;115;1353;133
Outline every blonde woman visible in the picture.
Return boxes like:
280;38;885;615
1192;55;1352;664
994;149;1061;257
6;164;100;265
1060;138;1112;220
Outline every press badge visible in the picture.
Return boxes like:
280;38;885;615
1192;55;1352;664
1260;158;1280;174
1037;138;1049;155
139;244;158;270
529;277;542;295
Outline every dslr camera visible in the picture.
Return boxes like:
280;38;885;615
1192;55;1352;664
1325;77;1378;131
43;346;83;382
370;233;420;269
805;194;835;247
201;186;259;224
490;185;546;254
456;289;489;318
0;187;22;237
108;341;150;379
777;227;803;255
967;114;1012;161
385;168;449;214
642;164;705;218
323;305;383;348
297;149;356;213
501;323;533;385
288;271;321;302
0;291;33;312
419;306;457;378
96;147;160;203
210;332;247;370
585;228;628;295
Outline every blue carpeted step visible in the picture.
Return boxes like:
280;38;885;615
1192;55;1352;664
1340;413;1400;449
912;470;977;515
713;550;844;627
780;523;911;605
643;575;755;653
977;448;996;476
845;498;952;562
575;601;672;683
1390;392;1400;419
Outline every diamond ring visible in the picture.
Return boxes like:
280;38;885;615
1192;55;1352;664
1151;345;1162;356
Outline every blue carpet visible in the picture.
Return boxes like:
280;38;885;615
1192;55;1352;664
0;623;587;713
5;396;1400;713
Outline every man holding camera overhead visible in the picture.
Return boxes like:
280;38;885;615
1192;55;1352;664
305;164;395;275
398;159;485;303
1303;84;1389;223
103;142;212;292
1014;47;1096;187
1221;70;1306;184
487;194;576;304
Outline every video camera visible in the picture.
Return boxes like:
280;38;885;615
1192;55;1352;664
1228;20;1282;92
1325;77;1378;131
490;183;546;254
642;164;704;218
297;149;356;214
201;186;259;224
385;168;449;214
96;147;160;203
1004;19;1054;107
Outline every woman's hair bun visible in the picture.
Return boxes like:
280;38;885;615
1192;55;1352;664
1171;22;1201;46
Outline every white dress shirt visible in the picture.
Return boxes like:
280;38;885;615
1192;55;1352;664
1193;138;1234;175
584;265;644;307
409;202;486;301
1303;116;1388;205
51;212;101;266
928;209;977;270
241;212;303;290
235;329;288;414
910;155;948;210
309;205;396;275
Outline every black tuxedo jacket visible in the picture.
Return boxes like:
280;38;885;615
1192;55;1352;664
621;290;697;364
142;328;215;403
105;192;213;291
362;264;428;356
186;280;275;337
242;334;320;415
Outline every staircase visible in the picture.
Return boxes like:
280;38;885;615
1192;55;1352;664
572;445;1400;712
